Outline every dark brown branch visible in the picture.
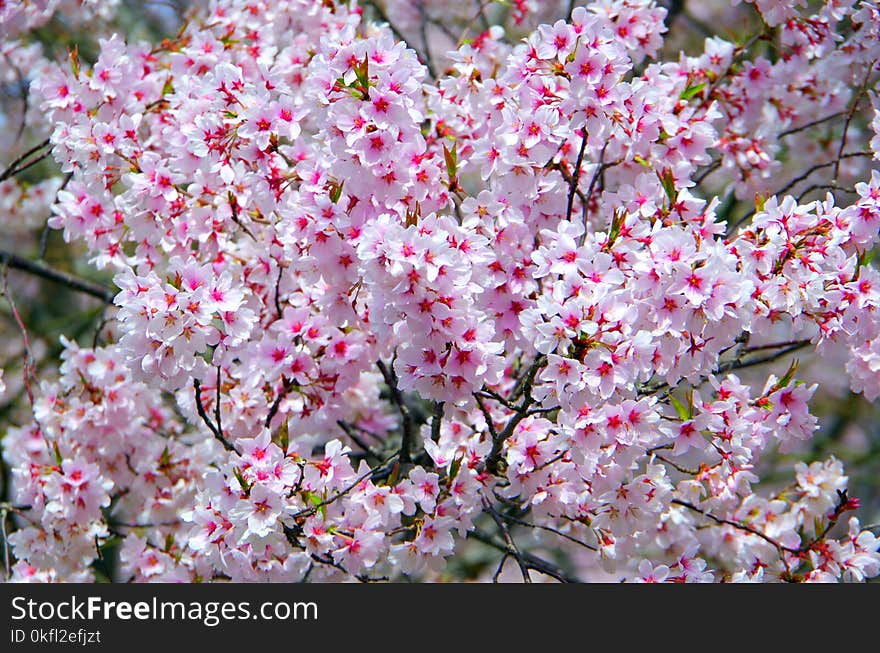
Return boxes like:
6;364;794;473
743;339;812;354
778;111;846;138
468;527;579;583
0;249;115;303
265;377;294;429
728;151;873;233
833;65;875;181
309;553;375;582
509;354;546;403
493;508;597;551
193;378;237;453
652;453;699;475
214;365;223;440
473;392;498;440
778;151;872;198
273;262;284;320
716;340;810;375
0;139;51;182
565;130;589;223
476;388;516;410
0;507;10;581
337;420;382;460
639;339;809;398
1;270;38;408
377;359;415;463
416;0;437;79
796;183;857;202
583;143;608;205
693;158;721;185
430;400;444;443
483;355;546;474
290;455;397;520
800;490;852;553
492;552;511;582
484;498;531;583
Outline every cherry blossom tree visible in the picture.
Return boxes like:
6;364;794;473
1;0;879;583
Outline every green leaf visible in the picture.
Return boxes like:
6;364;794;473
448;456;462;483
405;201;421;227
159;445;171;468
669;394;692;420
679;82;706;101
608;208;624;245
353;54;370;97
52;441;64;467
305;492;327;519
232;467;251;493
443;143;458;186
754;193;767;213
329;180;344;204
777;359;800;389
99;535;122;552
658;168;676;204
274;420;289;451
68;46;80;78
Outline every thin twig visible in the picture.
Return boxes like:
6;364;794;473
0;139;51;182
778;111;846;139
290;455;397;519
715;340;810;375
495;509;597;551
834;65;875;181
38;172;73;261
727;151;873;233
672;498;796;554
468;528;579;583
265;377;295;429
484;355;546;474
484;498;531;582
473;392;498;440
337;420;382;460
1;270;37;408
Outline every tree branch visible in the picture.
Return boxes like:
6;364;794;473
377;358;415;463
565;130;589;223
672;498;796;554
0;250;115;303
468;527;580;583
0;139;51;182
193;378;237;454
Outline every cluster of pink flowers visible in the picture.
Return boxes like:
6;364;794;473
0;0;120;39
1;0;879;583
